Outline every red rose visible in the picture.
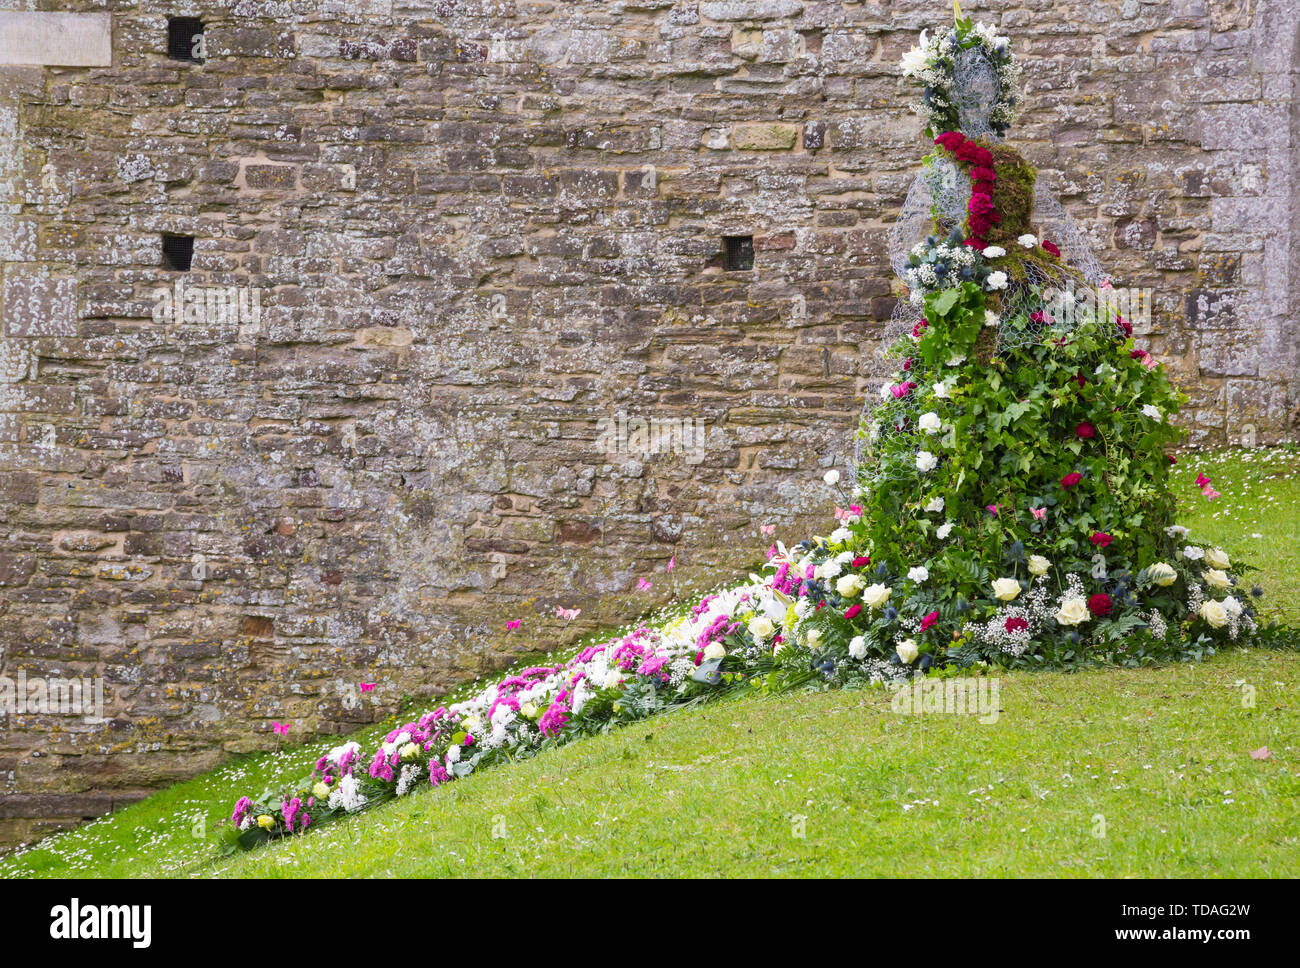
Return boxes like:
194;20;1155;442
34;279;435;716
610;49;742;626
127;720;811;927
1060;472;1083;489
954;141;982;163
1087;593;1113;618
1089;532;1113;548
1075;421;1096;439
1042;239;1061;257
844;604;862;620
1005;616;1029;634
934;131;966;152
851;556;871;568
973;146;994;166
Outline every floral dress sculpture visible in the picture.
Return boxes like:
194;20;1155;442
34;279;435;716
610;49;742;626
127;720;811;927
223;17;1262;848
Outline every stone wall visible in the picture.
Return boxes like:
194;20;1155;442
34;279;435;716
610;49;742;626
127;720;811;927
1;0;1297;845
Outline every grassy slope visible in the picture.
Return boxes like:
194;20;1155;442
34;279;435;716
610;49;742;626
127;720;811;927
2;446;1297;879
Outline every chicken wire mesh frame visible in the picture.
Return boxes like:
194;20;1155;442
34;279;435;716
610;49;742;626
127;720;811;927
854;37;1109;474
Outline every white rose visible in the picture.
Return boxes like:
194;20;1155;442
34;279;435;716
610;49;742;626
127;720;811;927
992;577;1021;602
862;583;892;609
1055;596;1090;626
982;245;1006;258
748;616;774;641
936;522;954;539
1203;568;1231;590
1199;600;1228;628
918;412;941;434
1027;555;1050;577
1018;233;1037;249
1205;547;1231;569
986;271;1008;291
915;450;938;472
849;635;867;659
896;639;919;664
703;642;726;661
823;469;840;485
1148;562;1177;587
817;559;843;581
907;566;929;583
836;573;862;598
924;496;945;513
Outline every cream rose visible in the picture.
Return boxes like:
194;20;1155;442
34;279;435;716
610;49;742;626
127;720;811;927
1055;596;1090;626
992;577;1021;602
1199;600;1228;628
805;629;823;649
748;616;775;641
896;639;919;664
1205;547;1231;569
836;573;862;598
1148;562;1177;587
703;642;726;660
1027;555;1050;577
862;583;892;609
1203;568;1232;590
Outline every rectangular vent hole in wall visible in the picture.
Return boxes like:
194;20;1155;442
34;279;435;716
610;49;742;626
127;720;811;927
168;17;204;62
162;234;194;272
724;235;754;271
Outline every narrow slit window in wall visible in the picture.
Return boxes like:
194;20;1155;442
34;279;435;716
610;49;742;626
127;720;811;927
724;235;754;271
168;17;204;63
162;234;194;272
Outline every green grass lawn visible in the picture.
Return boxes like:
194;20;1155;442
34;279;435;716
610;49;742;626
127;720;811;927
2;446;1297;879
